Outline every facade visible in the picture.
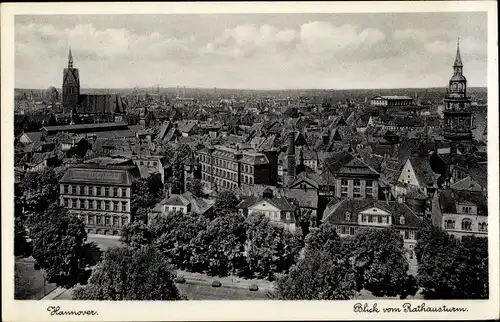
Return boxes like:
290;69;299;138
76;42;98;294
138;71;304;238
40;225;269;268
59;164;139;236
151;191;214;217
322;198;424;259
431;189;488;238
443;40;473;154
197;145;278;191
370;95;413;107
238;188;298;232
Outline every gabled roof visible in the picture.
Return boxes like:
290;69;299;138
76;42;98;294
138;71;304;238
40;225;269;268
450;176;485;192
238;194;296;212
438;189;488;216
322;198;423;229
408;156;438;187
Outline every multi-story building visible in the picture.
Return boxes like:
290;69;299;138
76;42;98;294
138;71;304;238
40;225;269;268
431;189;488;238
370;95;413;107
322;198;424;260
59;164;140;236
197;145;278;191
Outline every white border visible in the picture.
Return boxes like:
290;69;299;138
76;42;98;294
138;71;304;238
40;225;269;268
2;2;499;321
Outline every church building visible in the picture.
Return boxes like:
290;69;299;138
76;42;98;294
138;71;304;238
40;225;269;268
62;48;128;120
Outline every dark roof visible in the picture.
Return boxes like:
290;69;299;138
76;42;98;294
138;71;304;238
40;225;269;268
59;164;138;186
77;94;128;114
237;195;296;212
409;156;438;187
438;189;488;216
42;122;128;134
285;188;318;209
322;198;423;229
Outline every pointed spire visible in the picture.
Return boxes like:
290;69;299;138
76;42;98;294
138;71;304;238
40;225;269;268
68;47;73;69
454;38;463;67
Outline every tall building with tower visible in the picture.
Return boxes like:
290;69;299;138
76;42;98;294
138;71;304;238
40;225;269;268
443;39;473;154
62;48;80;114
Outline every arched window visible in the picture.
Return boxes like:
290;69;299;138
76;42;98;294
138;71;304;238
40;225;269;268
461;218;472;231
479;222;488;232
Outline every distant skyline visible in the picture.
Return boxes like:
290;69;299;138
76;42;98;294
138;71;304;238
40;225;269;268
15;12;487;90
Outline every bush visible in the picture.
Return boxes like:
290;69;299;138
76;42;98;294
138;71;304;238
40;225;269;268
249;284;259;291
212;280;222;288
175;276;186;284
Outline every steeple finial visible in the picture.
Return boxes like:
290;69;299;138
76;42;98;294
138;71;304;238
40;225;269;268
454;38;463;67
68;47;73;69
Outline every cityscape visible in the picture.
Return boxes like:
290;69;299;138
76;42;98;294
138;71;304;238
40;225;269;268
13;13;489;301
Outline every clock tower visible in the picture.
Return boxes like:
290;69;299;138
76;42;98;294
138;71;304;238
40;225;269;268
443;39;473;154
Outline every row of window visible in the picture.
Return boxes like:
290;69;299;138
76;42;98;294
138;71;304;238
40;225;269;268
444;219;488;231
87;229;120;236
63;198;129;212
81;214;128;227
335;224;416;240
62;185;129;198
136;160;158;167
199;154;254;174
340;179;374;187
201;172;254;185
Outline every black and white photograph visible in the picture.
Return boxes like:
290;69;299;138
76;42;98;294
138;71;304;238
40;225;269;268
2;1;499;321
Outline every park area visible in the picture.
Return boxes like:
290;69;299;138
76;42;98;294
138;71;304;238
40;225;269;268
14;258;57;300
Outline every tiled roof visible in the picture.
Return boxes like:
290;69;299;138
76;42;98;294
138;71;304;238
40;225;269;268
42;122;128;133
284;188;318;209
59;164;138;186
238;195;296;212
78;94;128;114
438;189;488;216
322;198;423;229
409;156;438;187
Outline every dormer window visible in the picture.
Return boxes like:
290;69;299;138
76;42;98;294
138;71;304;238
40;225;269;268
345;211;351;221
399;215;405;225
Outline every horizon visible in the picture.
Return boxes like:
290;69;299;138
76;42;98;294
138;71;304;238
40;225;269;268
15;13;487;90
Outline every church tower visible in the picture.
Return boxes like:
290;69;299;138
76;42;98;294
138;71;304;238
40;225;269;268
62;48;80;114
443;39;473;154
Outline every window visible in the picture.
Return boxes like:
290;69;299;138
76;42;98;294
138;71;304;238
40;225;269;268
377;216;382;223
72;186;77;194
122;188;127;197
153;162;157;166
105;216;110;226
97;201;102;210
105;187;110;196
88;215;94;225
105;201;110;211
79;199;84;209
79;186;85;195
98;187;103;196
445;220;455;229
113;201;118;211
399;216;405;225
113;188;118;197
382;216;388;224
64;185;69;194
113;217;118;227
404;230;410;239
345;211;351;221
64;198;69;207
353;179;361;186
286;212;291;220
72;199;77;208
366;180;373;188
368;215;373;223
479;222;488;232
121;217;127;226
341;179;348;186
461;219;472;231
96;216;102;225
462;206;472;214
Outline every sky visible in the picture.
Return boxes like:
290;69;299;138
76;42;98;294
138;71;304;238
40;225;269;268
15;12;488;90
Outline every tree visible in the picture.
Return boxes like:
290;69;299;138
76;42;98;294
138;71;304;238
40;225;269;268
244;212;302;280
131;176;163;216
186;178;205;198
303;221;343;255
72;246;183;300
273;249;357;300
120;220;153;249
152;213;209;271
20;168;61;213
212;190;240;218
415;226;488;299
190;213;247;277
349;228;418;299
168;144;192;194
14;192;31;257
27;204;101;288
295;209;315;238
